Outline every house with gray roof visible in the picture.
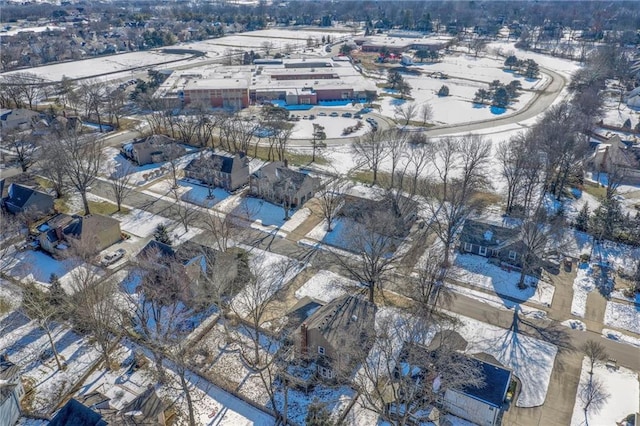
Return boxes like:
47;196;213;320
298;294;377;380
121;134;185;166
39;213;121;255
250;161;320;208
184;151;250;191
459;219;543;272
2;183;54;217
0;355;24;426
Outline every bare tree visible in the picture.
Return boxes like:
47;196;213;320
108;163;135;212
405;143;431;198
317;178;352;232
335;211;402;303
165;143;186;189
411;248;454;315
77;79;107;130
171;187;196;233
1;128;38;172
50;129;104;214
579;377;609;425
20;281;65;371
385;130;408;189
393;102;418;126
354;312;484;425
581;340;608;375
70;266;120;370
497;134;527;214
352;129;390;186
105;88;127;129
420;103;433;126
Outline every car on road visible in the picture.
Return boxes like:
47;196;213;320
101;248;126;266
341;112;352;118
329;112;339;117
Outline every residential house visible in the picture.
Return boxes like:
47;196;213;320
250;161;320;207
298;295;377;380
137;240;239;300
184;151;250;191
385;343;512;426
0;355;24;426
589;135;640;183
39;214;121;255
121;135;185;166
339;193;418;239
2;183;54;217
0;109;40;130
49;386;167;426
459;219;541;271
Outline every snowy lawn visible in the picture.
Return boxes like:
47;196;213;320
113;208;172;238
0;314;102;415
280;207;312;233
290;116;370;139
603;301;640;335
231;248;305;318
570;357;639;426
271;383;355;426
458;314;558;408
178;179;231;208
294;270;356;303
235;196;293;227
451;254;553;307
4;250;73;285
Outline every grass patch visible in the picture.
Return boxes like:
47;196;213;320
0;298;12;315
34;176;53;190
252;146;327;166
54;196;70;213
83;200;129;216
582;181;607;200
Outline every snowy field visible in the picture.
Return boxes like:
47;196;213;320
114;208;171;238
4;250;73;285
290;116;370;139
451;254;553;307
571;264;596;318
604;301;640;335
235;196;293;227
294;270;356;303
570;357;639;426
457;314;558;408
0;312;102;415
231;248;304;317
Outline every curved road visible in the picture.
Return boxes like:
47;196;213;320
287;65;567;148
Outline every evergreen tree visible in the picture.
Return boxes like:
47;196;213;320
438;85;450;96
154;224;173;246
623;118;632;129
525;59;539;78
492;86;510;108
575;202;590;232
306;399;334;426
504;55;518;70
48;273;68;315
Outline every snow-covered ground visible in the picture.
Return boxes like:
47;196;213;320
114;208;171;238
0;314;102;415
602;328;640;348
4;250;73;285
451;254;553;307
231;248;304;317
457;313;557;408
294;270;356;303
604;301;640;335
571;264;596;318
570;357;639;426
290;116;370;139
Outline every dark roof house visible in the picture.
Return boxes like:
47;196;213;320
184;151;250;191
2;183;54;217
250;161;320;208
39;213;121;255
299;295;377;380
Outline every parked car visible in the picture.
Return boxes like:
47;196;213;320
342;112;352;118
318;112;327;116
329;112;339;117
101;248;126;266
309;114;316;120
354;114;363;119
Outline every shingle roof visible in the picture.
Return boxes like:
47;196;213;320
459;219;520;249
459;358;512;408
5;183;53;209
119;387;165;423
49;399;108;426
306;294;377;352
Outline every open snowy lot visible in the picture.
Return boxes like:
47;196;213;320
0;312;102;415
451;254;553;307
294;270;355;303
4;250;73;285
570;357;639;426
457;314;558;408
604;301;640;335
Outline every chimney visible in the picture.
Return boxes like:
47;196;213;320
283;158;288;168
300;322;308;358
55;226;64;242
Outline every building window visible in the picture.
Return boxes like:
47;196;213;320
318;346;325;355
318;366;333;379
479;246;487;256
464;242;472;252
509;250;517;260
